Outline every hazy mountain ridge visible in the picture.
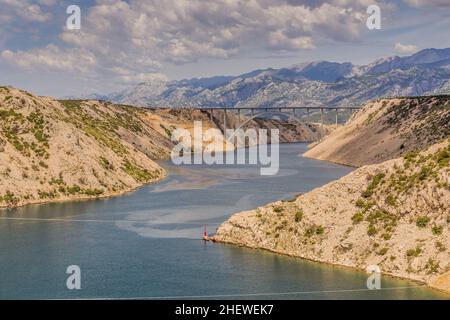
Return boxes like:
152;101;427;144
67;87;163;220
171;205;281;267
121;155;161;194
105;48;450;109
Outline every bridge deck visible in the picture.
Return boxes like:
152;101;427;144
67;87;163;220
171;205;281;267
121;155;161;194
149;106;362;111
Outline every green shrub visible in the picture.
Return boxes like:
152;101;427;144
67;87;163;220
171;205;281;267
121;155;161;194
38;161;48;168
436;149;450;167
315;226;325;235
305;225;325;237
294;210;303;222
0;191;17;204
361;173;385;198
425;259;439;274
406;246;422;258
431;225;443;235
381;233;392;240
416;216;430;228
273;206;284;213
351;212;364;224
67;185;81;195
99;157;113;170
83;188;104;196
122;160;154;182
385;194;396;206
367;226;377;236
355;198;366;208
435;241;446;252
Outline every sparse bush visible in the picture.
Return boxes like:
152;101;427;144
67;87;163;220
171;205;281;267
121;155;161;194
83;188;104;196
305;225;325;237
315;226;324;235
122;160;155;182
38;161;48;168
382;233;392;240
273;206;284;213
425;259;439;274
416;216;430;228
385;194;396;206
294;210;303;222
367;226;377;236
406;246;422;258
67;185;81;195
351;212;364;224
435;241;446;252
431;225;443;235
361;173;385;198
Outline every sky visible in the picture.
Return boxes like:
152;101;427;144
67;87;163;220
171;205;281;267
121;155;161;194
0;0;450;97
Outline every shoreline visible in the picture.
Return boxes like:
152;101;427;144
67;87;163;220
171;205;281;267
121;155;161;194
3;141;448;297
0;141;307;211
0;169;168;211
209;236;450;297
210;144;450;296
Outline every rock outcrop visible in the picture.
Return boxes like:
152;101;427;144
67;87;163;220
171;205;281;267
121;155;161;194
0;86;327;208
214;140;450;293
304;96;450;167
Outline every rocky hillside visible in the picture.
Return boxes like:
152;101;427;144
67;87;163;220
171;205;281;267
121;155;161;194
304;96;450;167
213;140;450;293
0;87;170;208
104;48;450;110
0;87;326;208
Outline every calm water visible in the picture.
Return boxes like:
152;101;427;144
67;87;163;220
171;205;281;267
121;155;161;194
0;143;447;299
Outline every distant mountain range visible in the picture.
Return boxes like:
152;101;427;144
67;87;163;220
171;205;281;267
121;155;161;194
98;48;450;109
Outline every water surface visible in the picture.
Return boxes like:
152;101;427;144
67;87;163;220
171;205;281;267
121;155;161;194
0;144;447;299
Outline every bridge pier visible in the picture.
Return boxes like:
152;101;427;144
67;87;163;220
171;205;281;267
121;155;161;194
320;108;325;137
188;106;362;131
237;108;240;128
224;109;227;132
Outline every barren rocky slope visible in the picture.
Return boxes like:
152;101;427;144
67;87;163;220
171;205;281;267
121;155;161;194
213;140;450;293
304;96;450;167
0;87;169;208
0;87;327;208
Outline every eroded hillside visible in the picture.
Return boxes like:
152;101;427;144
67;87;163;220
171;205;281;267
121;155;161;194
304;96;450;166
0;87;327;208
0;87;169;208
213;140;450;293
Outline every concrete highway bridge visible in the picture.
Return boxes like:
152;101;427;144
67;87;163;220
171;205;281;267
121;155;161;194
151;106;363;128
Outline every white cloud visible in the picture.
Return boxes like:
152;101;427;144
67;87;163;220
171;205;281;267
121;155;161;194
394;42;418;54
0;0;394;88
0;0;51;23
1;45;96;73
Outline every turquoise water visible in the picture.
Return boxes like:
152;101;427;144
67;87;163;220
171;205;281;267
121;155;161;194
0;143;447;299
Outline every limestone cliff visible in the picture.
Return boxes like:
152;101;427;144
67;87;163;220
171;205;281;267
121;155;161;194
304;96;450;167
214;140;450;293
